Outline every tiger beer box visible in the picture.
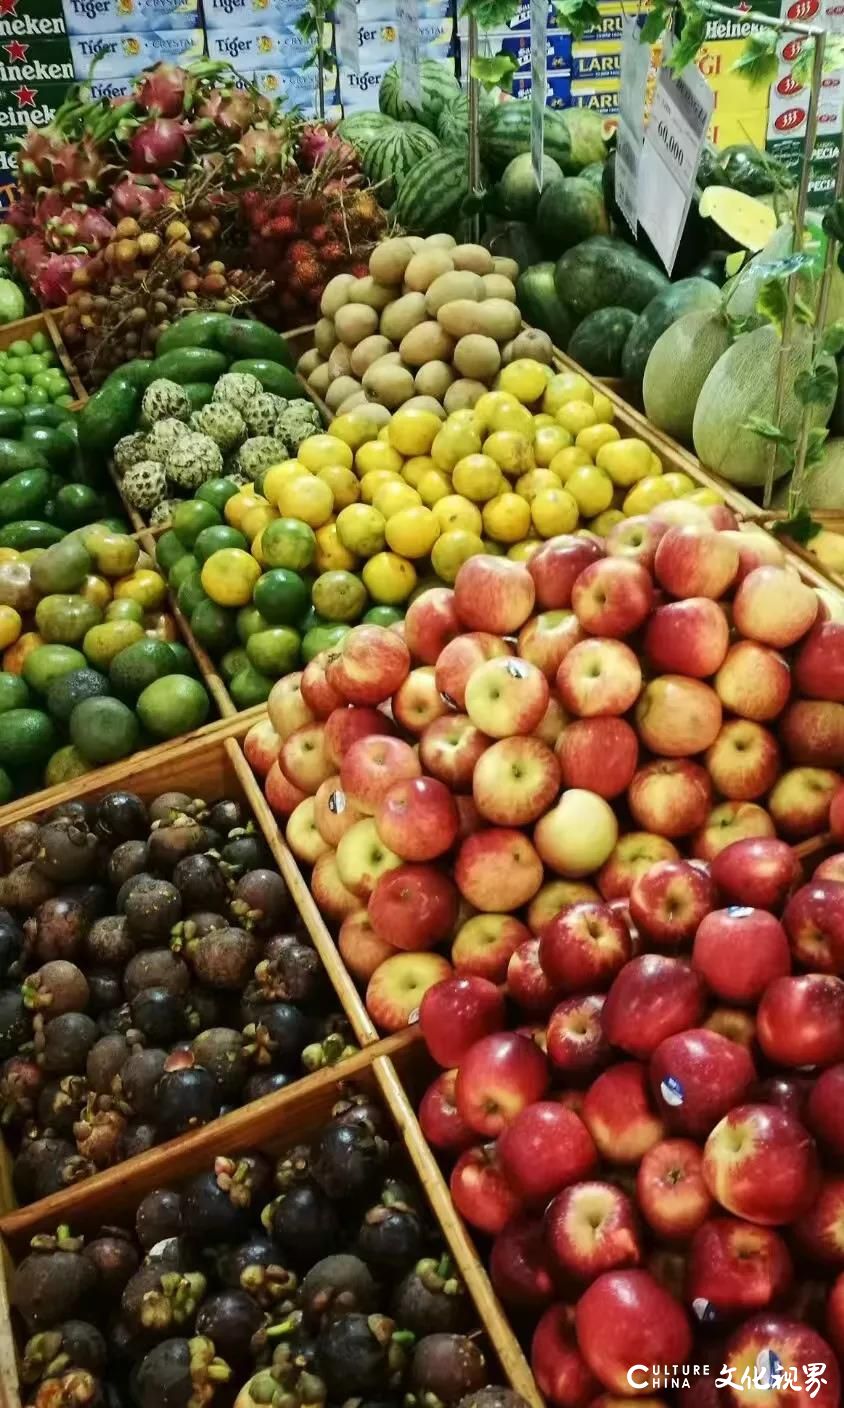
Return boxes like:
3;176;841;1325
206;25;313;66
0;75;66;185
203;0;308;28
69;23;203;74
62;0;200;34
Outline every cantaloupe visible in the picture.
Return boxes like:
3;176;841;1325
771;437;844;510
692;324;836;487
642;309;732;444
725;219;844;327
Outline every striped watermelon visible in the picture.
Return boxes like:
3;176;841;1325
379;58;460;132
336;111;398;155
362;122;442;204
480;101;573;176
393;147;470;234
435;88;495;147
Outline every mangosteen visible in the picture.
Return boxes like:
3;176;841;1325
0;987;32;1057
265;1185;341;1269
85;916;135;969
252;939;325;1006
74;1094;127;1167
273;1144;312;1191
23;960;90;1019
83;1229;139;1295
187;928;261;990
124;951;190;1002
235;1356;326;1408
36;1011;98;1075
0;1053;43;1122
156;1066;217;1137
122;1120;158;1159
136;1189;182;1250
65;883;110;921
300;1256;377;1328
0;860;55;912
408;1336;487;1408
21;1319;107;1382
190;1028;246;1101
185;988;228;1033
172;855;228;915
457;1390;529;1408
46;801;93;827
392;1259;468;1337
243;1004;314;1072
2;818;40;869
95;791;148;843
219;1237;297;1308
123;878;182;946
109;840;150;892
331;1093;390;1141
27;1366;104;1407
181;912;227;941
148;793;196;824
86;1034;130;1093
121;1265;207;1340
231;870;290;936
147;823;216;874
207;800;245;834
131;1335;231;1408
311;1122;387;1201
12;1135;89;1203
219;832;271;878
35;817;99;884
0;912;23;982
86;969;124;1015
195;1290;264;1363
97;1002;133;1036
13;1226;98;1331
357;1181;425;1274
244;1071;294;1103
315;1313;405;1397
130;988;187;1045
118;1048;167;1117
25;896;90;963
37;1075;88;1136
180;1167;253;1242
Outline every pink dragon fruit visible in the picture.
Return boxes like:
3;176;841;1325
11;233;49;284
108;172;172;221
127;117;190;172
34;252;91;307
134;62;192;118
16;129;66;194
45;205;115;253
233;125;289;179
297;123;359;174
196;87;270;140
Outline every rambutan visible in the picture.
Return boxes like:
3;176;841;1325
310;224;329;245
288;239;317;263
321;241;346;265
295;258;323;289
297;196;326;227
266;214;296;240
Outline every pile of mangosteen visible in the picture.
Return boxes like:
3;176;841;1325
10;1085;525;1408
0;788;357;1205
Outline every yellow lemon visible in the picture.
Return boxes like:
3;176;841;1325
433;495;483;537
314;521;358;573
355;439;404;477
114;569;166;610
484;430;534;477
0;548;19;563
277;475;334;528
472;390;518;435
592;392;613;423
263;461;308;505
577;423;621;459
241;503;277;541
452;453;502;501
549;446;593;482
431;529;484;584
432;422;482;472
534;424;573;466
318;464;360;509
482;492;532;544
201;548;260;607
557;401;598;436
328;411;380;451
487;400;535;438
508;539;543;562
360;469;401;503
362;551;417;603
336;503;387;557
0;604;21;649
516;468;562;502
498;358;550;404
225;489;268;530
448;409;477;430
544;372;593;414
686;486;725;507
649;452;663;475
596;438;653;488
402;455;437;490
482;538;506;556
533;413;556;429
385;505;440;558
531;487;579;537
418;469;453;506
566;465;614;517
623;475;676;516
373;480;422;519
662;471;697;497
298;433;353;471
79;575;112;611
379;425;393;443
389;407;442;457
590;508;626;535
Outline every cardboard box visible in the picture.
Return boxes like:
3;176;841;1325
483;30;572;74
0;0;67;41
0;33;72;82
69;24;203;74
571;39;620;80
62;0;199;34
203;0;307;29
0;75;65;184
349;15;454;64
206;24;313;66
340;60;389;109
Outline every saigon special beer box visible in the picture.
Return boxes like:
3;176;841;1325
69;23;202;74
62;0;199;33
479;30;571;75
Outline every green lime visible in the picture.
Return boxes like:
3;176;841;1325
261;517;316;572
220;647;249;681
246;627;301;678
46;667;111;723
45;744;91;787
311;570;367;623
194;524;248;564
191;598;237;653
364;605;405;626
0;764;12;803
22;643;87;693
156;529;189;575
1;386;25;408
302;622;351;664
236;606;270;643
0;371;8;389
0;708;56;767
169;554;200;593
26;386;49;406
229;664;274;708
105;599;144;624
300;606;327;633
177;571;209;618
55;395;75;409
50;380;71;401
197;477;240;514
110;638;177;698
0;671;30;713
35;593;102;645
253;568;309;627
32;371;55;392
52;484;103;530
172;499;221;549
8;340;31;357
137;674;210;738
168;642;197;675
70;695;139;764
20;355;43;378
83;619;146;670
30;332;49;353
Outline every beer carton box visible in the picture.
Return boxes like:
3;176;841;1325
69;23;203;74
482;30;571;74
203;0;309;29
571;39;620;80
206;24;314;66
0;74;64;184
510;71;573;106
350;16;454;65
0;33;72;83
340;59;388;110
62;0;200;34
0;0;67;41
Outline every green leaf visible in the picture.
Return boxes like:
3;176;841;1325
724;250;747;277
666;3;707;72
772;507;823;543
795;363;837;405
741;416;794;446
792;34;844;87
822;321;844;356
550;0;602;38
757;277;789;335
470;52;519;90
460;0;521;27
806;426;829;469
731;31;779;87
640;2;670;43
823;198;844;244
794;293;816;326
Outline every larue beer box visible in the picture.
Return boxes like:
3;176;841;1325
0;74;66;185
69;22;203;74
62;0;200;35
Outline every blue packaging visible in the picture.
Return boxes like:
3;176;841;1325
62;0;199;34
570;40;620;79
488;30;572;73
352;16;454;64
340;60;389;109
494;0;623;38
206;24;312;66
511;71;572;106
203;0;305;28
69;24;203;74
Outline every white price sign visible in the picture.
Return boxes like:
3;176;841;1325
335;0;359;74
638;38;713;272
530;0;546;191
397;0;423;107
614;11;650;233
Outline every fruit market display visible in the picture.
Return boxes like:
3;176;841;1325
0;783;357;1205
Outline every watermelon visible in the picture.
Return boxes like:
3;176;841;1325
517;263;572;349
580;161;605;192
487;220;544;271
336;112;398;154
393;147;469;234
620;277;723;384
537;177;609;257
436;88;494;147
497;152;563;221
379;59;460;131
643;308;732;444
555;237;670;319
568;308;637;377
557;108;607;172
719;143;792;197
362;122;441;204
479;101;572;176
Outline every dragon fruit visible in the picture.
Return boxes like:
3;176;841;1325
48;137;113;201
297;124;359;174
10;234;49;284
45;206;115;254
134;62;192;118
16;128;67;194
196;88;271;140
108;172;172;221
33;252;91;307
127;118;190;173
233;126;289;179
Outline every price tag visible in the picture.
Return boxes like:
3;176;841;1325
638;37;713;272
335;0;359;75
614;11;649;233
397;0;423;108
530;0;546;191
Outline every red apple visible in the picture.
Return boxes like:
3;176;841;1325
374;775;459;863
327;624;411;705
692;908;791;1004
314;774;365;846
267;672;313;741
449;1143;522;1234
535;789;619;879
733;565;818;649
574;1270;692;1395
472;735;561;827
783;879;844;973
709;838;801;912
336;817;402;898
324;704;395;769
418;1069;475;1152
508;937;561;1014
434;632;512;711
704;1008;757;1050
628;760;712;838
465;655;550;739
365;950;452;1031
340;734;420;815
368;863;459;952
490;1218;559;1313
751;1075;811;1122
572;557;654;638
451;912;529;983
529;533;604;610
582;1062;667;1164
518;609;585;680
757;973;844;1068
692;801;776;862
650;1028;756;1137
597;833;680;901
337;909;396;981
705;721;781;802
636;676;722;756
528;880;601;935
285;797;330;865
265;759;307;817
392;666;451;736
720;1315;838;1408
279;721;333;794
781;700;844;769
602;955;706;1060
829;1273;844;1359
404;586;461;664
244;717;280;777
454;554;536;635
720;526;785;581
807;1063;844;1157
636;1139;713;1239
556;637;642;719
547;1180;641;1280
654;525;739;600
455;1030;548;1136
498;1100;597;1206
457;828;544;912
714;640;792;723
629;860;715;949
535;695;568;748
555;718;638;800
540;901;632;992
702;1104;819;1224
687;1217;793;1318
301;651;344;718
792;1175;844;1263
645;598;730;678
795;620;844;702
419;973;505;1068
606;514;667;570
816;852;844;882
531;1304;598;1408
547;994;609;1074
419;713;489;792
769;766;839;841
311;849;359;920
833;784;844;841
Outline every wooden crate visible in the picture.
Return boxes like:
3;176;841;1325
0;311;86;403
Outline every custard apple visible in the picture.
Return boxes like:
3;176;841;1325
121;459;166;511
113;432;149;476
213;372;263;414
190;402;246;452
146;417;190;460
149;498;184;526
242;393;286;437
167;432;224;490
236;436;288;479
141;378;191;425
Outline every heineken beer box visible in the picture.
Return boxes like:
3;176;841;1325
69;24;203;74
0;75;65;185
62;0;200;35
0;0;67;40
0;33;72;82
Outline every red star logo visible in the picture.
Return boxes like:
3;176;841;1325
0;0;19;14
4;40;28;60
12;83;36;104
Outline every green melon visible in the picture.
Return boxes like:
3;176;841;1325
497;152;563;221
568;308;637;376
435;87;495;147
479;101;572;176
693;323;836;487
379;59;460;131
393;147;469;234
363;122;441;204
336;112;398;153
554;236;669;319
537;176;609;257
557;108;607;172
517;263;572;349
643;308;732;444
772;437;844;510
621;277;723;384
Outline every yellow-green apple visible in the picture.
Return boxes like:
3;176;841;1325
692;800;776;861
635;676;722;756
534;789;619;879
518;609;585;679
709;837;801;911
311;849;359;920
692;907;790;1004
733;565;818;649
597;833;680;900
574;1269;692;1394
434;631;513;710
546;1179;641;1280
834;783;844;839
546;993;609;1074
374;774;459;862
635;1139;712;1239
528;533;604;610
629;858;715;948
285;796;331;865
472;735;561;826
606;514;667;570
368;862;459;951
781;700;844;768
419;713;490;792
365;949;452;1031
792;1174;844;1263
326;623;411;705
508;937;562;1014
556;638;642;718
768;765;839;839
571;557;654;638
301;651;344;718
244;717;280;777
336;817;402;898
491;1218;558;1312
719;525;785;581
706;503;740;530
449;1142;523;1234
713;641;791;723
455;1029;548;1136
404;585;461;664
654;525;739;600
645;598;730;678
324;704;395;769
539;900;632;992
338;909;396;981
392;666;451;735
531;1304;599;1408
704;1007;756;1049
419;1068;474;1152
419;972;505;1068
528;879;601;935
265;759;306;817
817;853;844;882
465;655;550;738
582;1062;667;1164
687;1218;792;1318
807;1063;844;1157
649;1027;756;1136
279;721;333;795
314;774;364;846
757;973;844;1067
628;759;712;838
652;499;711;529
340;734;421;815
498;1101;597;1206
602;955;706;1059
535;696;569;748
451;912;531;983
705;720;781;801
783;880;844;972
702;1103;820;1224
454;554;536;634
721;1316;839;1408
456;828;544;911
795;620;844;701
268;672;314;740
